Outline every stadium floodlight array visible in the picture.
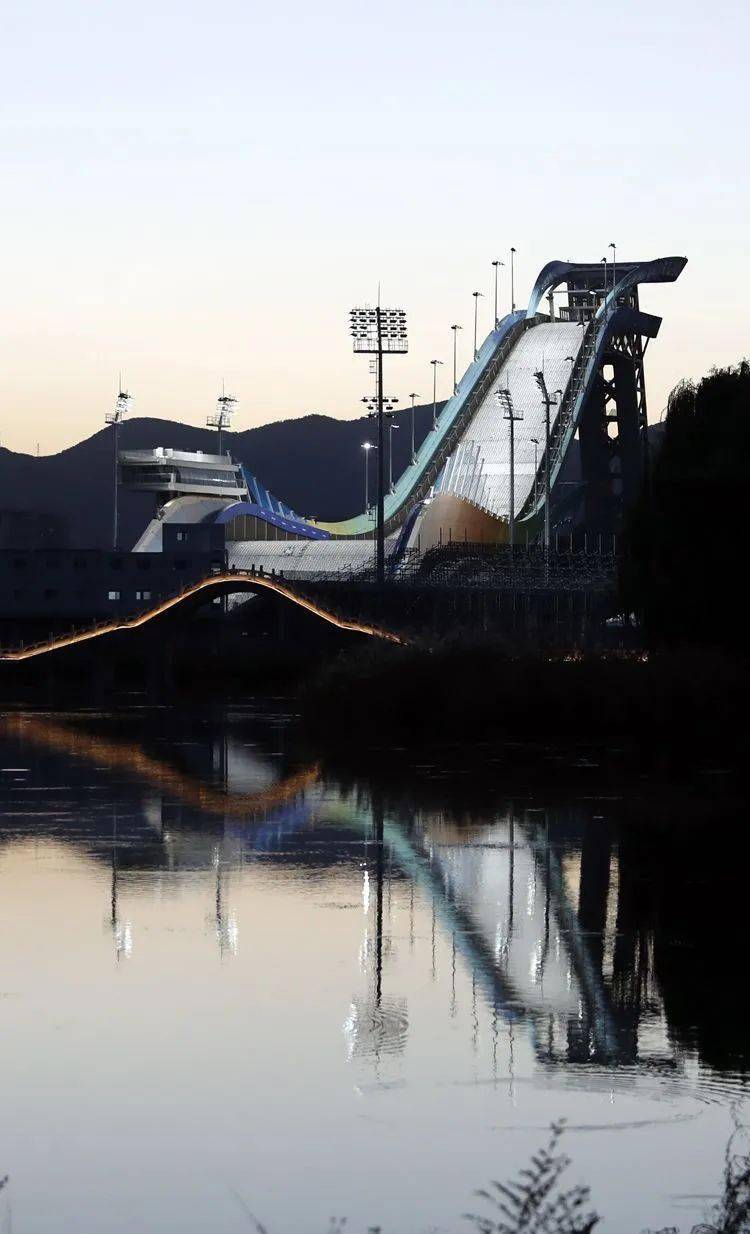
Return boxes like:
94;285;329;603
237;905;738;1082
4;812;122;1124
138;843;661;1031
361;394;399;414
350;304;409;584
349;307;408;354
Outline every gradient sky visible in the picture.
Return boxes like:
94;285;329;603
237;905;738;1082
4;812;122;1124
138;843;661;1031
1;0;748;455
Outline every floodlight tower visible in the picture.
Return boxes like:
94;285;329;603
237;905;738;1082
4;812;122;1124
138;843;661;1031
534;371;562;565
207;385;238;456
105;380;133;551
496;388;524;547
350;305;408;584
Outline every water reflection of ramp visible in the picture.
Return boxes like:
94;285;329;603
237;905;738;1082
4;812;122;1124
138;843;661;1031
322;797;619;1061
426;817;619;1060
0;714;319;820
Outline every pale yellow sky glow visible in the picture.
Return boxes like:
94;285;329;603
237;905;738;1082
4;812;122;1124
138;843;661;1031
1;0;748;455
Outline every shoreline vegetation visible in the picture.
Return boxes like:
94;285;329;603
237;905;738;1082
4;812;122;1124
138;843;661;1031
300;639;749;773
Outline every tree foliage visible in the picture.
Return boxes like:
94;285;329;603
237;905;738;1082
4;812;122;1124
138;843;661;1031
620;361;750;649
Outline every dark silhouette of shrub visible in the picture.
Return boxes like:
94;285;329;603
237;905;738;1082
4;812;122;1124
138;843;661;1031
465;1121;599;1233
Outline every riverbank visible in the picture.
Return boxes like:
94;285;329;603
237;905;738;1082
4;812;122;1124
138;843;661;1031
300;637;750;774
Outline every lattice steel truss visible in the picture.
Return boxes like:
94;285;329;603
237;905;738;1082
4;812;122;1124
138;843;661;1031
575;284;651;533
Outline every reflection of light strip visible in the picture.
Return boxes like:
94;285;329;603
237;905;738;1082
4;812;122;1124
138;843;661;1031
0;571;405;662
0;713;320;819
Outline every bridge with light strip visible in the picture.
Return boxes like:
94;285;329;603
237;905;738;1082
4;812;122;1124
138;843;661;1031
0;570;404;663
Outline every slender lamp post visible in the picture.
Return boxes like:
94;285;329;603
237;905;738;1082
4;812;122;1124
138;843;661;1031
496;388;524;547
534;370;562;561
450;324;462;394
492;259;505;327
362;441;374;513
600;256;608;317
388;422;400;493
350;305;408;584
408;393;419;463
472;291;484;361
207;385;237;456
510;247;516;312
105;379;133;551
530;436;540;506
609;242;617;301
430;359;443;430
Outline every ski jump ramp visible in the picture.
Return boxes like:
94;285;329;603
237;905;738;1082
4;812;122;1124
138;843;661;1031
146;256;687;579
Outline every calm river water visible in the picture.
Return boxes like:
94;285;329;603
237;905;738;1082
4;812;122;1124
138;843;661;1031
0;706;746;1233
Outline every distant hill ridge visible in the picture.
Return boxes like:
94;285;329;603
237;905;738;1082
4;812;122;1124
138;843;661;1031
0;406;441;549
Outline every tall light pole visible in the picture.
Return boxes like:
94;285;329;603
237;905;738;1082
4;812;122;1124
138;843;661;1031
207;384;238;456
609;242;617;301
105;379;133;551
350;305;408;585
430;359;443;430
408;393;419;463
472;291;484;360
510;247;516;312
600;256;608;317
492;259;505;327
496;389;524;547
388;422;400;493
362;441;374;514
451;324;462;394
530;436;540;506
534;370;560;560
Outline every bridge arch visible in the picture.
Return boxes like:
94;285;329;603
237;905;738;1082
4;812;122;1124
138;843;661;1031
0;572;404;663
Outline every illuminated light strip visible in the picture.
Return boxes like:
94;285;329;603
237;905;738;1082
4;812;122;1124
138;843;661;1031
0;572;405;662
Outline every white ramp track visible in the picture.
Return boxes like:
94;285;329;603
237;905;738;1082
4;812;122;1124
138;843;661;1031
436;321;585;519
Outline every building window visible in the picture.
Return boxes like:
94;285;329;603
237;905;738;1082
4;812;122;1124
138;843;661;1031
176;531;187;542
107;590;121;601
135;590;151;601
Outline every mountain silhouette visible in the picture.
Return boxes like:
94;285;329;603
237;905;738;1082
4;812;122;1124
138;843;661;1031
0;405;442;549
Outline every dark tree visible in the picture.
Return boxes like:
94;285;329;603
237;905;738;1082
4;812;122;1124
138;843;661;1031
620;361;750;649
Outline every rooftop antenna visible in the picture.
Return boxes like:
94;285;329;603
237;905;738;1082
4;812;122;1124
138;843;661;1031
207;383;238;456
105;376;133;550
